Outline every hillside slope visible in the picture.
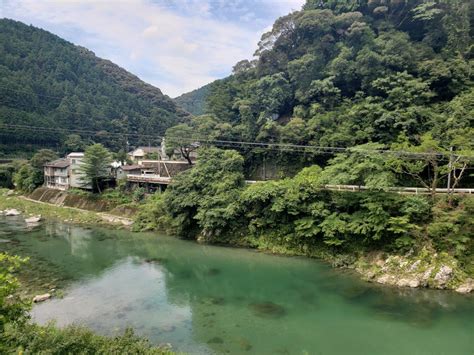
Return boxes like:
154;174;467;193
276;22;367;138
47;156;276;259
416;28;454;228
0;19;189;154
174;83;211;116
192;0;472;166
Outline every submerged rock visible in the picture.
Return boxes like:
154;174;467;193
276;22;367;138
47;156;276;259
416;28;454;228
33;293;51;302
238;338;252;351
249;302;286;318
206;268;221;276
161;325;176;333
207;336;224;344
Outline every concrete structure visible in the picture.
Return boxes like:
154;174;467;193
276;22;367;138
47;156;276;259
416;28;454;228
44;159;70;190
120;160;192;192
67;152;89;189
43;152;91;190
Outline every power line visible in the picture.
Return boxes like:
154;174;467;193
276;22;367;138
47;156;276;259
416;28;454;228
1;122;473;161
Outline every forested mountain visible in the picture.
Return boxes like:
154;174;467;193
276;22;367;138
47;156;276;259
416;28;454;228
174;83;211;116
175;0;473;178
0;19;189;155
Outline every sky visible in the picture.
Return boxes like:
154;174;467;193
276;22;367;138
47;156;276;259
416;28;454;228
0;0;305;97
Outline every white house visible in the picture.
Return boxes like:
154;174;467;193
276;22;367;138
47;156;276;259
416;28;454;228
44;158;70;190
43;152;91;190
67;152;89;189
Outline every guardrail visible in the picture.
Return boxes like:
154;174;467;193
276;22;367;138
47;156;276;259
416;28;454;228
245;181;473;194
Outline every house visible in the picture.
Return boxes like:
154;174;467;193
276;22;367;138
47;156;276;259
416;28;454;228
44;159;70;190
67;152;89;189
128;147;162;162
43;152;91;190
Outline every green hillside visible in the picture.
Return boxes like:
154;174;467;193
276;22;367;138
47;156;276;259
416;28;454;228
172;0;473;178
174;83;211;116
0;19;189;155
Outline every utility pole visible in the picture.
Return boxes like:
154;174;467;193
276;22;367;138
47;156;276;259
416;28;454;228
447;146;453;201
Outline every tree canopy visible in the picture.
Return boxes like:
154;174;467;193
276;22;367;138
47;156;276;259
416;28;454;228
79;144;112;193
168;0;473;189
0;19;189;155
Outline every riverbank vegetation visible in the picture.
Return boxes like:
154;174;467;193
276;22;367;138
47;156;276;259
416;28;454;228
134;147;473;291
0;252;174;354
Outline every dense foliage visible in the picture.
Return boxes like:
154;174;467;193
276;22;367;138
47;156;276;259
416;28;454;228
13;149;58;192
3;324;173;354
0;19;189;155
172;0;473;186
0;253;28;334
136;148;473;275
173;83;211;116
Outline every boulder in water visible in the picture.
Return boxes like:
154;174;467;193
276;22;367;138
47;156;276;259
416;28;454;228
25;215;41;224
5;209;20;216
33;293;51;302
455;279;473;294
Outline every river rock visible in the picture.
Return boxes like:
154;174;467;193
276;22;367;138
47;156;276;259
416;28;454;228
5;190;14;196
420;266;434;286
25;215;41;223
375;274;396;285
434;266;453;288
33;293;51;302
397;278;420;288
408;260;421;272
5;209;20;216
455;279;474;294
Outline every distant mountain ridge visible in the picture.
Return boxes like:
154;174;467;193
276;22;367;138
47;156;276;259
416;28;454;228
174;83;211;116
0;19;189;154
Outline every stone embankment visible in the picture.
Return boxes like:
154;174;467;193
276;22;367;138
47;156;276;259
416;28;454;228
29;188;113;212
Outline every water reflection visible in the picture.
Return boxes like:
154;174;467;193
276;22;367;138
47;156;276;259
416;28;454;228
1;217;473;355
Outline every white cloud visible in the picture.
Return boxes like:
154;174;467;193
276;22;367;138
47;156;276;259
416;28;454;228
2;0;304;97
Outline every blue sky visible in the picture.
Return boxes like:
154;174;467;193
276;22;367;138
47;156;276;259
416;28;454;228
0;0;305;97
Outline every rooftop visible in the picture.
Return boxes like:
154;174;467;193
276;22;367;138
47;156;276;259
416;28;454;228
44;158;70;168
121;164;142;171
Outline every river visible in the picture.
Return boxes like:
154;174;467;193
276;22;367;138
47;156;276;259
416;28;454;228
0;216;473;354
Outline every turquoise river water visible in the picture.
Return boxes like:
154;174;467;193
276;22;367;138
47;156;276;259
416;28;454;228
0;216;473;354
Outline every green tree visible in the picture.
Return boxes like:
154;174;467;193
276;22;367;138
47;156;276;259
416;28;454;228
63;134;86;152
164;124;199;165
165;147;245;240
321;143;397;190
79;144;112;193
13;164;36;192
389;133;447;195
